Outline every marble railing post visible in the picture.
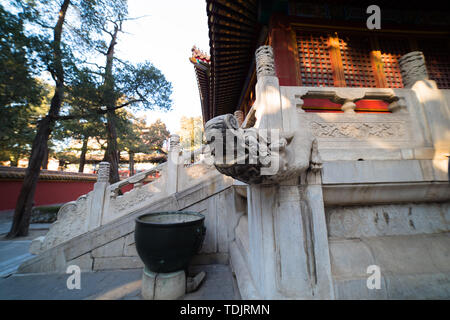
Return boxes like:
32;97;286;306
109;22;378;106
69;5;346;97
246;177;334;299
234;110;244;127
254;46;284;130
399;52;450;160
166;134;180;194
399;51;429;88
245;45;334;299
88;162;110;231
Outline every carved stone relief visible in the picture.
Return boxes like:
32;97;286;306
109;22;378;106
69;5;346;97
204;114;320;184
255;45;276;77
309;121;407;139
33;193;91;253
109;186;154;213
97;162;110;182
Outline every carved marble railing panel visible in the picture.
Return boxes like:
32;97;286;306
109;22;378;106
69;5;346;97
31;193;91;254
307;116;409;144
103;163;168;224
181;145;207;165
179;161;218;192
104;149;220;223
30;162;112;255
279;86;433;161
177;145;221;191
103;134;182;224
293;88;408;114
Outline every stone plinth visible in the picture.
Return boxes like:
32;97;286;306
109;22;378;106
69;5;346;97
141;268;186;300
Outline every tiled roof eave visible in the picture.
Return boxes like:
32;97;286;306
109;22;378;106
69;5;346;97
206;0;259;121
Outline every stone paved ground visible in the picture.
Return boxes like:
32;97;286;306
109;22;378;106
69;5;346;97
0;241;34;277
0;264;241;300
0;210;51;277
0;210;241;300
183;265;241;300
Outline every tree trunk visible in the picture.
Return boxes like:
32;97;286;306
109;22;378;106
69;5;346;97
102;25;120;184
104;108;120;183
79;136;88;173
41;147;49;169
8;113;58;238
6;0;70;239
10;155;19;167
129;151;135;176
58;158;66;171
190;117;195;163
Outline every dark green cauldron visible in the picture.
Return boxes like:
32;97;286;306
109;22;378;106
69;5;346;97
135;211;206;273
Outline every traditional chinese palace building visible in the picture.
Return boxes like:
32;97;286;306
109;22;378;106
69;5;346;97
191;0;450;121
20;0;450;300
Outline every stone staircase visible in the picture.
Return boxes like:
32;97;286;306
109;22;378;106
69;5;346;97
19;136;239;274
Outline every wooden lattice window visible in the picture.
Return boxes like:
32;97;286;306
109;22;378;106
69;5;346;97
377;37;409;88
294;28;450;91
296;32;333;87
418;38;450;89
338;35;377;88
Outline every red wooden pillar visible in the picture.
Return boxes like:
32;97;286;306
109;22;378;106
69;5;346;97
328;33;346;87
370;37;388;88
269;15;300;86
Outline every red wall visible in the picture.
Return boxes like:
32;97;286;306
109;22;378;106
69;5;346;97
0;180;96;211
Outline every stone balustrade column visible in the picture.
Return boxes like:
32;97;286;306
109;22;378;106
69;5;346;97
166;134;180;195
400;52;450;158
97;162;110;182
254;45;284;130
234;110;244;127
242;46;334;299
399;51;429;88
88;162;110;230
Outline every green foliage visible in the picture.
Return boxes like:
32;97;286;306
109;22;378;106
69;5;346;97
141;119;171;154
1;0;173;169
0;79;52;165
0;3;49;165
116;111;146;154
0;3;43;108
115;61;173;112
32;205;61;214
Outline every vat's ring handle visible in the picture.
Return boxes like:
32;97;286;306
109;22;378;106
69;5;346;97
194;225;206;254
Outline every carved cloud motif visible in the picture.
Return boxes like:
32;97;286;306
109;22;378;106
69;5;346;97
310;122;406;139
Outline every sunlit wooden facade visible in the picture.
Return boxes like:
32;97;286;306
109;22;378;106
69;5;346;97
191;0;450;122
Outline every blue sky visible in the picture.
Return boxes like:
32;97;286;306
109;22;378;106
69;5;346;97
2;0;208;133
117;0;210;133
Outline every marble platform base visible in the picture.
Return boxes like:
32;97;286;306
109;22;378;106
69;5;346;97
141;268;186;300
141;267;206;300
